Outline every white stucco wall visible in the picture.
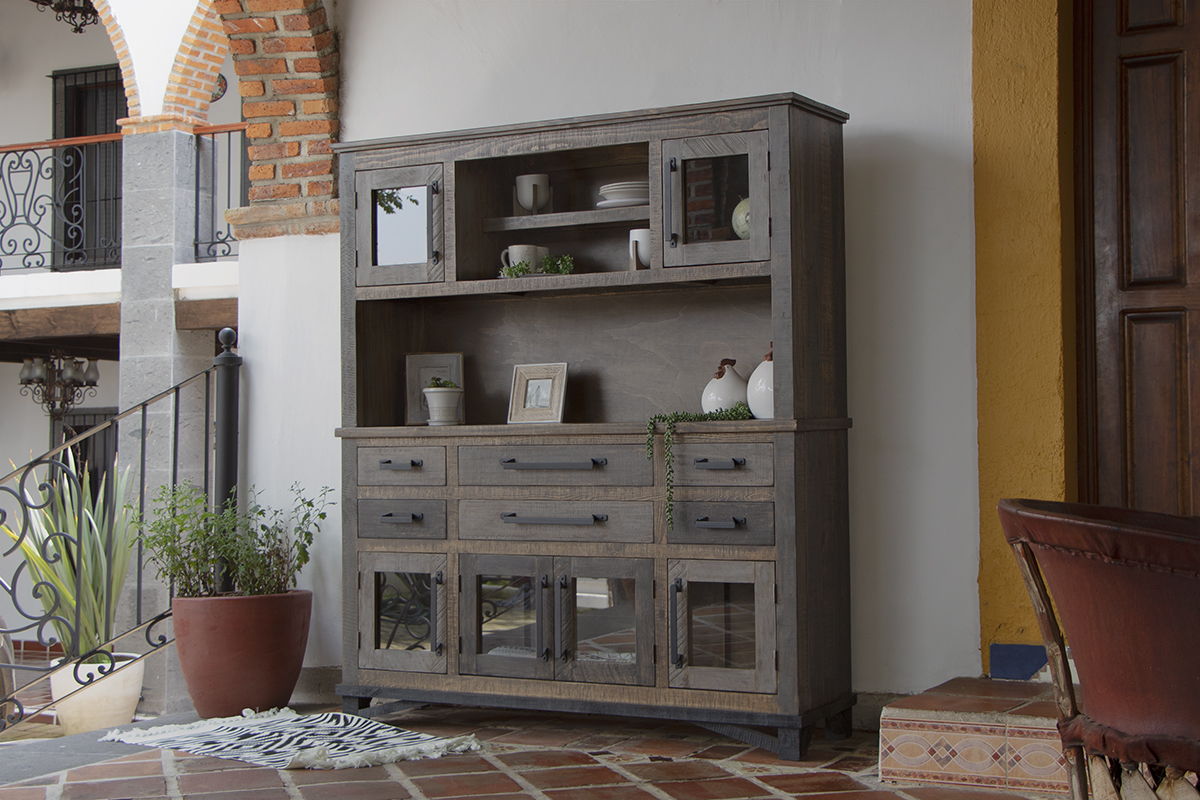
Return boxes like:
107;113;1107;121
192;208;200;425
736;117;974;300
0;4;119;144
237;234;343;667
335;0;981;694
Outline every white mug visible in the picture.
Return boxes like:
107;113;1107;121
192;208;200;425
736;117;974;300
629;228;651;269
515;173;550;212
500;244;549;270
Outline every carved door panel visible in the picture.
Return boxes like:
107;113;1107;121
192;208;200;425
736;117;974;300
1081;0;1200;513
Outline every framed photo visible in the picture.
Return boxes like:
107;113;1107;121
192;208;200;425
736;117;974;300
508;362;567;424
405;353;463;425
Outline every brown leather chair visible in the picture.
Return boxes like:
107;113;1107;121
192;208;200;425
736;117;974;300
998;499;1200;800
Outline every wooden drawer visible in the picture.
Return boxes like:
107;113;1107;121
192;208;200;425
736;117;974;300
673;443;773;486
458;444;650;486
459;500;653;542
358;499;447;539
358;446;447;486
668;502;775;546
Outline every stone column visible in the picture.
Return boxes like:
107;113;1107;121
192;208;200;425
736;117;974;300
118;120;214;715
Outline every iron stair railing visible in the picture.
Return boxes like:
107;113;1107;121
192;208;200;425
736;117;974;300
0;329;241;732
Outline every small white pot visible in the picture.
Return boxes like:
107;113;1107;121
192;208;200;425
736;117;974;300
422;387;464;425
50;652;144;735
747;358;774;419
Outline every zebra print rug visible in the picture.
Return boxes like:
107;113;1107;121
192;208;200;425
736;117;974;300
101;708;479;769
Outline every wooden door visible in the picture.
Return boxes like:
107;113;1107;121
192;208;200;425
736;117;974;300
459;554;553;679
357;552;448;673
1080;0;1200;513
355;164;444;286
553;557;654;686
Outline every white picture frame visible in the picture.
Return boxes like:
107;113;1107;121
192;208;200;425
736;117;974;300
507;362;567;424
405;353;464;425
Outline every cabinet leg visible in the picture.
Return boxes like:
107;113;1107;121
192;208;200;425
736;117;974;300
776;725;815;761
826;707;853;739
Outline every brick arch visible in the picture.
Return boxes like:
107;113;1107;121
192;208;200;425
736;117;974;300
88;0;142;118
215;0;340;237
161;0;229;122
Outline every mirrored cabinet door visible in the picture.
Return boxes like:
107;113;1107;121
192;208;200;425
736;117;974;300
662;130;770;268
554;557;654;686
667;559;776;693
459;554;554;680
358;552;447;673
355;163;444;286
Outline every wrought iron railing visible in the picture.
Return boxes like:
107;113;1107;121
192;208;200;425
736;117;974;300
0;133;123;273
194;123;247;262
0;331;242;730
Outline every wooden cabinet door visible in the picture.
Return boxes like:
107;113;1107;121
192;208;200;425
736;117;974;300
667;559;776;693
1081;0;1200;513
662;130;770;267
459;554;554;680
358;552;447;673
355;164;444;286
553;557;654;686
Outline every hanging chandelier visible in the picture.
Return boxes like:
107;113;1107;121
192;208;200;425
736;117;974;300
18;354;100;419
28;0;100;34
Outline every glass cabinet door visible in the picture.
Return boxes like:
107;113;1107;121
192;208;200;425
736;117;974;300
554;557;654;686
667;559;776;693
662;130;770;267
459;554;554;680
358;552;447;673
355;163;444;286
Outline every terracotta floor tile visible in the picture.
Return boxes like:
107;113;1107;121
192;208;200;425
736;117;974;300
543;787;659;800
691;744;751;760
489;729;591;747
622;761;732;782
394;755;498;777
792;793;908;800
904;788;1042;800
108;750;163;762
928;678;1052;702
497;751;599;770
731;747;838;767
886;694;1027;715
62;776;167;800
296;781;409;800
437;795;532;800
521;766;628;790
1008;700;1059;719
609;738;706;758
175;755;252;773
825;755;879;772
182;789;291;800
65;760;165;782
413;772;523;798
0;788;47;800
758;771;869;793
652;776;769;800
177;768;284;794
289;765;392;784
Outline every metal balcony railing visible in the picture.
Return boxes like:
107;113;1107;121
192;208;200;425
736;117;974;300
194;123;248;262
0;134;122;273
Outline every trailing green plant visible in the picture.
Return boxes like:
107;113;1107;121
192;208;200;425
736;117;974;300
498;259;533;278
0;451;137;659
498;254;575;279
425;376;459;389
143;483;331;598
645;402;752;528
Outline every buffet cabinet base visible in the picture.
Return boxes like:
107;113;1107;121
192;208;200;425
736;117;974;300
336;683;856;760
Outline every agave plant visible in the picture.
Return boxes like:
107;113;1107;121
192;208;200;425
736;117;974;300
0;451;136;659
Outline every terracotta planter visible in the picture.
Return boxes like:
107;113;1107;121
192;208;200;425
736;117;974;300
172;590;311;718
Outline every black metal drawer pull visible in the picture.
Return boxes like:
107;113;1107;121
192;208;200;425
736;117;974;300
669;577;684;667
379;512;424;524
500;512;608;526
693;457;747;470
500;457;607;471
431;571;444;656
694;516;747;529
379;458;423;471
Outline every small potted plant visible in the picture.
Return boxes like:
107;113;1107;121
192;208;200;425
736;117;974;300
142;483;330;718
422;376;464;425
1;452;143;734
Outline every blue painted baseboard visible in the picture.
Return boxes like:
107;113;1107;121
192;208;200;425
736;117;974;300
989;643;1047;680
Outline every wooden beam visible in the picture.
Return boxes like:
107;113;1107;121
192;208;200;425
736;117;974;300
0;303;120;339
175;298;237;330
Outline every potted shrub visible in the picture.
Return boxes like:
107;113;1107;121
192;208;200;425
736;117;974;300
143;483;330;718
422;376;464;426
1;452;144;734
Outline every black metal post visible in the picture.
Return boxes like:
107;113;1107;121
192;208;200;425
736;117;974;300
213;327;241;593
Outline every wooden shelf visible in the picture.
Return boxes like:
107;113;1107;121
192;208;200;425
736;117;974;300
355;261;771;301
482;205;650;233
335;418;850;439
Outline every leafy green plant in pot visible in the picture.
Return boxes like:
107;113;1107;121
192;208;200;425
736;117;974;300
143;483;330;718
0;451;143;734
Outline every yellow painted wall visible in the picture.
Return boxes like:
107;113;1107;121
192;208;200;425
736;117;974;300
973;0;1075;670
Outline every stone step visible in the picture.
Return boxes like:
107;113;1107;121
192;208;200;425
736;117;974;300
879;677;1069;796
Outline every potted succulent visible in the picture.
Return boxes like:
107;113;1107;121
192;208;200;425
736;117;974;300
142;482;330;718
422;376;464;425
1;452;144;734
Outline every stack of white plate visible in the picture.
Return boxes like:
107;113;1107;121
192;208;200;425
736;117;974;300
597;181;649;208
